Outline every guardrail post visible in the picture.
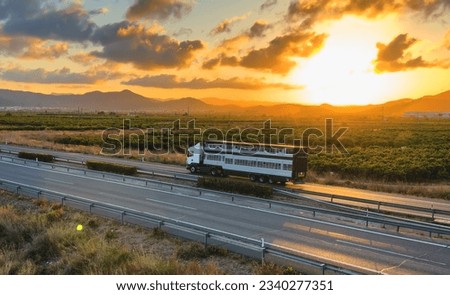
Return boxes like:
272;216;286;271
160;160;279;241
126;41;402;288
158;221;164;229
331;195;334;203
121;211;126;224
261;238;266;264
365;209;369;227
320;264;326;275
431;209;435;221
16;186;21;194
89;203;94;213
204;233;210;248
199;190;202;196
61;196;66;206
268;201;272;209
37;191;42;199
377;202;381;212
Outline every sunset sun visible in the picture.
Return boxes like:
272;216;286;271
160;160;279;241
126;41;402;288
290;17;397;106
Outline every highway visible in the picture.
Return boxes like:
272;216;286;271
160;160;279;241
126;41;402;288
1;159;450;274
2;144;449;216
0;144;188;175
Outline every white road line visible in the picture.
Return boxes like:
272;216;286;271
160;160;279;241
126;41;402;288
2;160;450;249
146;198;197;211
337;239;447;266
44;177;74;185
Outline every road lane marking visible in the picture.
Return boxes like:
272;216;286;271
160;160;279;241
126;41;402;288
44;177;74;185
146;198;197;211
337;239;447;266
2;160;450;250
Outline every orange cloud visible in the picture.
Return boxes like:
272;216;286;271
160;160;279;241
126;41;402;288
91;21;204;70
126;0;193;21
21;41;68;60
373;33;440;72
287;0;450;27
240;31;327;74
210;13;250;35
123;74;302;90
445;29;450;50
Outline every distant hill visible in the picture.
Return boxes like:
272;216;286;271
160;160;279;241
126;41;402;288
0;89;214;113
0;88;449;117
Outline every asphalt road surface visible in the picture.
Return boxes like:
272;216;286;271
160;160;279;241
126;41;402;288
1;159;450;274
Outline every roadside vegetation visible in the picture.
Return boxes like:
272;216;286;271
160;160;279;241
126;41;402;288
18;151;54;163
86;160;138;176
0;112;448;199
197;176;273;199
0;189;296;275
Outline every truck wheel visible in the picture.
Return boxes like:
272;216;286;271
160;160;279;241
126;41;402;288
258;175;267;183
249;174;256;182
189;166;196;174
268;178;275;184
210;168;218;176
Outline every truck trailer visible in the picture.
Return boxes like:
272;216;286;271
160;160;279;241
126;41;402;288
186;140;307;184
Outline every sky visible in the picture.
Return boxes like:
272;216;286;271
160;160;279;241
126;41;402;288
0;0;449;106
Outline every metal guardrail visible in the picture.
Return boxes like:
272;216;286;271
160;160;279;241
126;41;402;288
0;146;198;181
0;178;367;275
275;189;450;237
4;146;448;222
282;187;450;221
2;154;450;238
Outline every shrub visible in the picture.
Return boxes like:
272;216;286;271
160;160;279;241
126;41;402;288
197;176;273;199
86;161;137;176
18;152;54;163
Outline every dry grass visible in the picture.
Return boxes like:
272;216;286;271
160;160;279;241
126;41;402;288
306;170;450;200
0;130;186;165
0;189;291;275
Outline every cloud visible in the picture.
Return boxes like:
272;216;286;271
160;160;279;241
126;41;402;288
260;0;278;11
21;41;68;60
210;14;250;35
203;29;326;74
0;31;68;59
286;0;450;27
373;33;437;72
240;31;327;74
69;53;98;65
249;20;271;38
202;54;240;70
123;74;302;90
0;32;33;56
126;0;193;21
0;67;118;84
173;27;193;37
0;1;97;42
445;29;450;50
91;21;204;70
89;7;109;15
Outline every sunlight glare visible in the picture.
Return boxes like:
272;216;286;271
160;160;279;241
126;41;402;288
290;17;398;106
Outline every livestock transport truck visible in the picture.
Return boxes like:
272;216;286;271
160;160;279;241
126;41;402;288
186;141;307;184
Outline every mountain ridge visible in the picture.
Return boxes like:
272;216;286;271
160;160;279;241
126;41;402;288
0;88;449;117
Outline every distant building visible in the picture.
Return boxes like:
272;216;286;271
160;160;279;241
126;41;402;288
404;112;450;118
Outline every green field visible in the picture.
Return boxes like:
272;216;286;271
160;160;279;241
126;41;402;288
0;112;449;186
